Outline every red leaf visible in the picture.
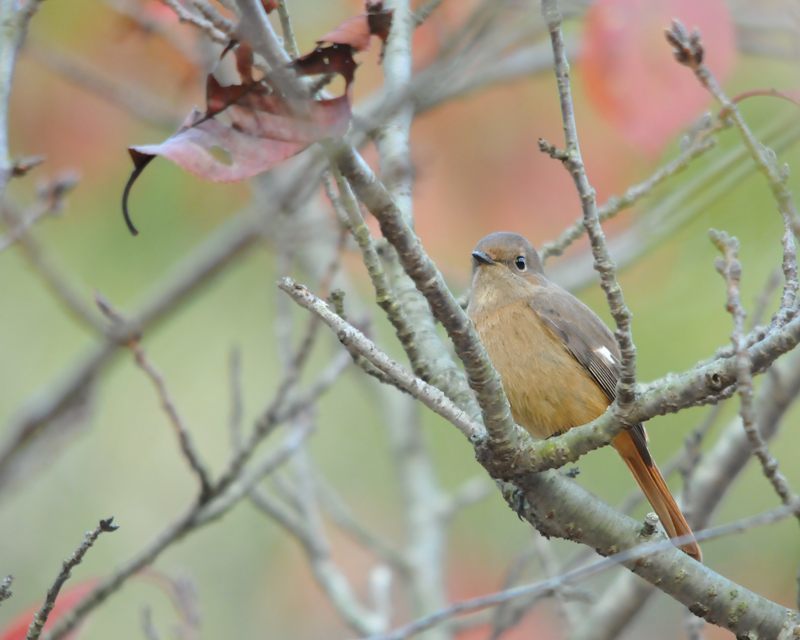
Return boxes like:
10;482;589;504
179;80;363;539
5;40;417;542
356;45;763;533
292;44;358;87
122;42;354;234
366;1;393;44
121;1;393;234
122;93;349;232
0;580;97;640
234;43;255;83
261;0;277;13
580;0;736;155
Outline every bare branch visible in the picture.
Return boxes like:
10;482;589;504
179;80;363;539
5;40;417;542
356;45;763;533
190;0;235;37
502;299;800;475
27;518;118;640
366;503;800;640
44;414;316;640
667;20;800;322
711;229;799;516
413;0;445;26
0;144;329;485
310;471;409;570
1;212;111;344
540;0;636;405
275;0;299;58
159;0;229;44
0;575;13;605
437;476;493;523
667;21;800;230
0;0;45;193
332;143;518;454
27;43;179;129
570;342;800;640
277;278;484;443
541;130;717;261
95;294;213;498
324;170;429;380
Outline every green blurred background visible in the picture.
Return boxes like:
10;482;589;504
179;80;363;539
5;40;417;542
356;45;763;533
2;1;800;638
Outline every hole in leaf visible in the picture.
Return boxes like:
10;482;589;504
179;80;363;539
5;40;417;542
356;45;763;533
209;146;233;166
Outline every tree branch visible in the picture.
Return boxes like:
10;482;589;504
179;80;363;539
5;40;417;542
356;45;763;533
711;230;799;516
277;278;484;443
27;518;118;640
540;0;636;405
367;502;800;640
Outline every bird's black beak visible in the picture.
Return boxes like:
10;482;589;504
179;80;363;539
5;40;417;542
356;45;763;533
471;250;495;266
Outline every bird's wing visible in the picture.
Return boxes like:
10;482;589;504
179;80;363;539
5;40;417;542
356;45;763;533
529;284;620;399
529;283;651;463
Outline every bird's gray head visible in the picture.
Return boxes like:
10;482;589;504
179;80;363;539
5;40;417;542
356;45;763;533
471;231;544;278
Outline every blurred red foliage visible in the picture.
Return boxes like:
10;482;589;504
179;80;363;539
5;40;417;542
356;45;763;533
0;580;97;640
580;0;735;155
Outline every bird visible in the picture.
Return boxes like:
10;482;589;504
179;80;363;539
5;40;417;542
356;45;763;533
467;231;701;562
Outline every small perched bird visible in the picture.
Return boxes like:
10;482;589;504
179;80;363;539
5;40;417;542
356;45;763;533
468;231;701;561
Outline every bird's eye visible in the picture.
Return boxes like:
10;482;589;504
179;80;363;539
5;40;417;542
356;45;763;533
514;255;527;271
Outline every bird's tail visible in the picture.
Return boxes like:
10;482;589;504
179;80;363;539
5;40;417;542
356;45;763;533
613;430;702;562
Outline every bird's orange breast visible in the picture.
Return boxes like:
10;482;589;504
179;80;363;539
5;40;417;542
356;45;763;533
471;300;610;439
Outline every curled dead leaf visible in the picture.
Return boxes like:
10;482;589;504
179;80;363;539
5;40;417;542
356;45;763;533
122;0;393;234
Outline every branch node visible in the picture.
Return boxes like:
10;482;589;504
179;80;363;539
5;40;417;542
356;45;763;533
538;137;568;161
99;517;119;533
665;20;704;69
640;512;660;538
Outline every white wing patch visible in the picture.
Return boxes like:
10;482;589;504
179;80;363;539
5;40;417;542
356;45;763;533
594;345;615;364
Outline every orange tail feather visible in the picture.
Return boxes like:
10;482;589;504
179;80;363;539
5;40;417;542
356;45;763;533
613;431;702;562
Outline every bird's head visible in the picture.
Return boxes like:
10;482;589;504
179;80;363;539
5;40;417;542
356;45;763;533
471;231;544;278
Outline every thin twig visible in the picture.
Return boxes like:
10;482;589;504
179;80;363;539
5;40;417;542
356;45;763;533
540;132;717;260
370;10;454;629
325;169;429;381
190;0;234;36
129;340;213;497
667;21;800;315
275;0;299;58
540;0;636;405
413;0;445;26
278;278;484;443
667;21;800;226
437;476;493;523
44;395;322;640
0;0;45;194
140;607;162;640
159;0;229;43
310;471;409;570
575;343;800;640
27;43;179;129
248;484;316;551
711;230;800;518
294;426;388;636
44;343;347;640
27;518;118;640
0;575;13;605
0;198;58;253
95;294;212;498
364;502;800;640
332;143;516;452
0;199;107;335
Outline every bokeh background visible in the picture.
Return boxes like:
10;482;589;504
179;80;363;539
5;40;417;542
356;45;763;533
2;0;800;638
